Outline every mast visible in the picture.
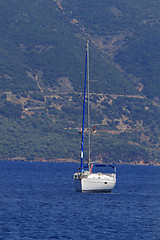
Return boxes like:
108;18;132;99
87;39;91;170
80;39;88;172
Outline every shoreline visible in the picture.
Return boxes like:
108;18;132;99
0;158;160;166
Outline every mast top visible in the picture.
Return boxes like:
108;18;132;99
86;39;89;48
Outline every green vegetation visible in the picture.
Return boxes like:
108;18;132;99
0;115;80;160
63;0;160;98
0;0;135;95
115;24;160;98
0;0;160;164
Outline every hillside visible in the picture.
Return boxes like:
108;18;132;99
0;0;160;165
61;0;160;98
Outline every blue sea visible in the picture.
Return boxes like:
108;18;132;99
0;161;159;240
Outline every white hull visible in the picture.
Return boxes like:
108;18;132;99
74;171;116;192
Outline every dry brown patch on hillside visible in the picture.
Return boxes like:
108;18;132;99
53;0;63;10
140;133;150;142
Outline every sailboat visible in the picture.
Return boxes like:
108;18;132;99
73;39;116;192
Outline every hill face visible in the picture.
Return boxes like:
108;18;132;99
0;0;160;165
62;0;160;98
0;0;134;94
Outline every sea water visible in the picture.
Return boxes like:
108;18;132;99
0;161;159;240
